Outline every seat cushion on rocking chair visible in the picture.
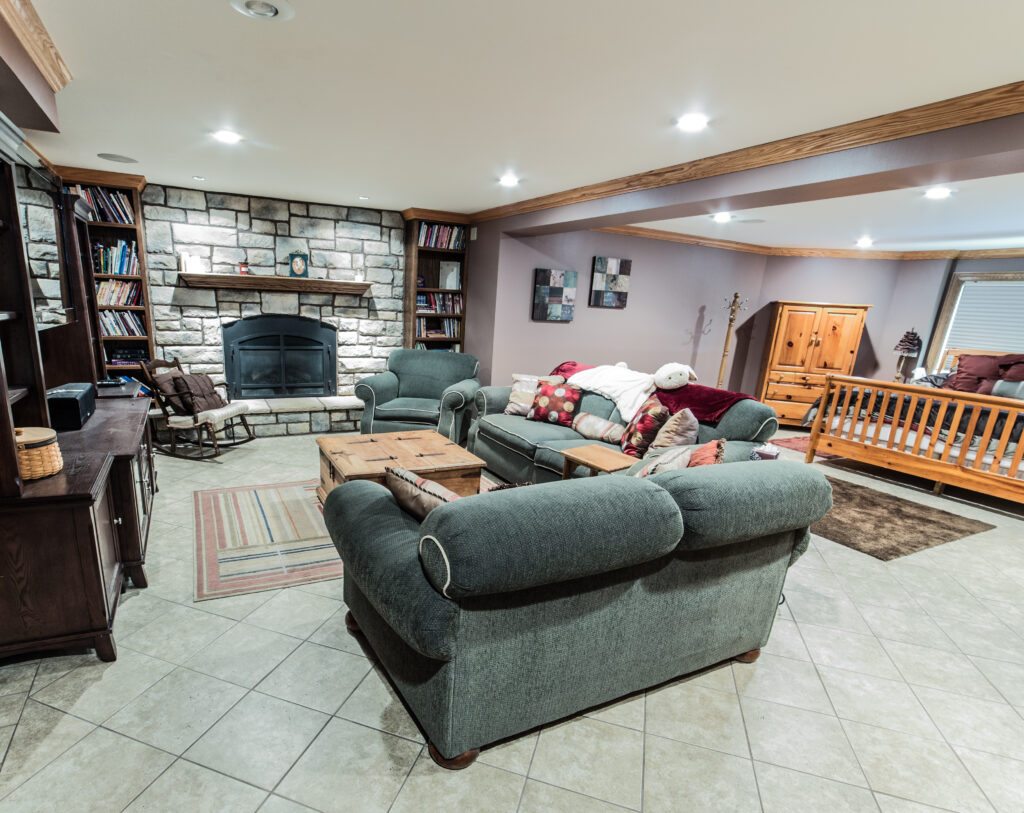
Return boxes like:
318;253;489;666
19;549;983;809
167;400;250;430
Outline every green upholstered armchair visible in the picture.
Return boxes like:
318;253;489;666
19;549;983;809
354;349;480;442
324;460;832;769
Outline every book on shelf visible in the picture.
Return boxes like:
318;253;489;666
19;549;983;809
415;316;461;339
414;341;462;352
95;279;143;306
99;309;146;337
117;376;152;397
417;222;466;251
93;240;139;275
415;292;463;314
73;185;135;224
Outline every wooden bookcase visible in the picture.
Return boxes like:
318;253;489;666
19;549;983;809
54;167;154;379
402;212;470;351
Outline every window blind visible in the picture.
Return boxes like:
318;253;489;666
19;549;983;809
942;279;1024;359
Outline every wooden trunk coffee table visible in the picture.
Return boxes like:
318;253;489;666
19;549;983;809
316;429;486;504
560;444;636;479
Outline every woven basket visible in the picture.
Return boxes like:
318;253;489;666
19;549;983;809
15;427;64;480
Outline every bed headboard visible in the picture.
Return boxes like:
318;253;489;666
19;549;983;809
939;347;1018;372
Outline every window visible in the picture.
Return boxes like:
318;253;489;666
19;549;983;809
928;271;1024;371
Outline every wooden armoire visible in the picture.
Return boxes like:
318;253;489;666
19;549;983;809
757;301;870;426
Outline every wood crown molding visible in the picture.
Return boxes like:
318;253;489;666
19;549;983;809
53;165;147;192
0;0;70;92
401;207;472;224
471;81;1024;223
595;225;1024;261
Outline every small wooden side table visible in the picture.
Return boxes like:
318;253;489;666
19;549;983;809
561;444;636;479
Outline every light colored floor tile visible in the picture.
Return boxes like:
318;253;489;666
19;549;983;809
857;603;958;651
258;796;318;813
841;573;922;612
754;760;879;813
762;618;812;661
125;759;268;812
584;692;645;731
0;662;38;698
296;578;344;601
30;648;174;724
953;746;1024;813
741;696;865;786
259;642;370;715
193;589;281;622
517;780;628;813
733;652;833;714
0;724;13;762
0;700;94;798
643;734;760;813
244;590;341;639
335;665;424;742
645;681;749;757
185;692;328;790
308;608;371;658
0;692;26;726
143;554;198;604
818;666;941;740
276;717;420;813
113;592;178;638
478;731;538;775
1;727;173;812
185;622;300;688
787;588;872;635
931;615;1024;664
120;604;236;665
29;652;96;694
681;662;736;694
843;720;993;813
968;655;1024;706
530;717;644;809
105;666;246;754
912;685;1024;761
881;639;1004;701
801;624;901;680
874;792;972;811
390;751;524;813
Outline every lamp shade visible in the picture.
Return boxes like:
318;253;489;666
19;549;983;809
894;329;922;356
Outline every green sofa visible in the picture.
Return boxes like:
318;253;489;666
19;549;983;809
469;385;779;483
324;459;832;768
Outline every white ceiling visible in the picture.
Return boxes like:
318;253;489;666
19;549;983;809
634;173;1024;251
23;0;1024;229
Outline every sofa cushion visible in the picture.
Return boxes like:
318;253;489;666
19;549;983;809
373;396;441;423
572;412;625;444
475;414;582;458
621;395;669;457
527;383;582;427
418;476;684;598
533;438;620;476
385;467;460;520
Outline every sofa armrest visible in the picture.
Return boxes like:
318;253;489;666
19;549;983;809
649;460;831;552
354;371;399;408
324;480;457;660
418;477;683;599
475;385;511;416
438;378;480;441
701;399;778;443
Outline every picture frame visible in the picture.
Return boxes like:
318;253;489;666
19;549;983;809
288;253;309;278
531;268;577;322
589;256;631;309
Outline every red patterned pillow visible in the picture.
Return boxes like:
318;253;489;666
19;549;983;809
527;383;582;427
620;395;670;457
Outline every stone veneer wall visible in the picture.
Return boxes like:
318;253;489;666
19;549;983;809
141;184;407;434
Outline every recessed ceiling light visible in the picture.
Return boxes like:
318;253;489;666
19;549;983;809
924;185;953;200
498;172;519;187
711;212;732;223
676;113;709;133
229;0;295;20
212;129;243;144
192;175;206;181
358;195;369;201
856;236;874;249
97;152;138;164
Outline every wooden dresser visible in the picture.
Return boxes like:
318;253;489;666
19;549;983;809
757;301;870;426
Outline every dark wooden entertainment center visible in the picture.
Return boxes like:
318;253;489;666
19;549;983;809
0;114;155;663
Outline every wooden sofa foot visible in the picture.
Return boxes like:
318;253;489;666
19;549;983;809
428;742;479;770
734;648;761;663
345;611;360;633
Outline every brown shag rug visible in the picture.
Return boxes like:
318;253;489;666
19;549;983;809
812;476;995;560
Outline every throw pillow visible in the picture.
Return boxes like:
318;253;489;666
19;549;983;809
688;438;727;467
385;467;461;520
152;371;190;416
621;394;670;457
527;383;582;427
943;355;1001;393
504;374;565;416
172;374;228;415
572;412;625;444
649;408;699;451
633;445;693;477
998;355;1024;382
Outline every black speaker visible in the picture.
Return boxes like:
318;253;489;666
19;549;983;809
46;383;96;431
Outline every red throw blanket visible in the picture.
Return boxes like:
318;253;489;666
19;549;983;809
549;360;596;379
654;383;753;423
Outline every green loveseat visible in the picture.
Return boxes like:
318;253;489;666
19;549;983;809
324;459;832;768
469;385;778;483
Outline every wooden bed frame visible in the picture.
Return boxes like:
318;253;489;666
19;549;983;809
805;350;1024;504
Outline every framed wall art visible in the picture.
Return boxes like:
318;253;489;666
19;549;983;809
589;256;631;308
532;268;577;322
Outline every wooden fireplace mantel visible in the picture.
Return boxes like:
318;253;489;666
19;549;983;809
179;273;371;296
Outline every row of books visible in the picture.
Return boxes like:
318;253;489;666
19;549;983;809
418;222;466;251
95;280;143;306
99;309;146;337
414;342;462;352
107;347;148;366
73;185;135;224
415;292;464;314
415;317;461;338
93;240;139;275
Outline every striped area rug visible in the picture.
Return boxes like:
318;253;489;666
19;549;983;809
194;479;342;600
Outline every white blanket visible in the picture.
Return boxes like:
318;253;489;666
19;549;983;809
568;365;655;423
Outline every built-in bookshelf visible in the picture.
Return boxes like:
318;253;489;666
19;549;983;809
56;167;154;377
402;212;470;352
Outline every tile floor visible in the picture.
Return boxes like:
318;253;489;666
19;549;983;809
1;433;1023;812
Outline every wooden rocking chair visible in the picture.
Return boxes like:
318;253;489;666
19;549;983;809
140;358;255;459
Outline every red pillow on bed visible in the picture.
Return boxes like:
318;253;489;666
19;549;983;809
942;355;1002;393
997;356;1024;382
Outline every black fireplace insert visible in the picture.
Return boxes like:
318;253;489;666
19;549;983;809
222;315;337;400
